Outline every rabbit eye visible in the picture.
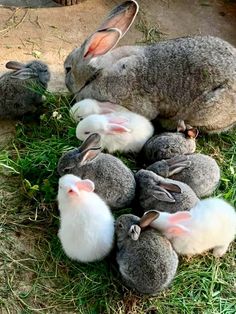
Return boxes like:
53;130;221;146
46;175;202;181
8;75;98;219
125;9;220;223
65;67;71;74
117;222;123;229
84;131;90;135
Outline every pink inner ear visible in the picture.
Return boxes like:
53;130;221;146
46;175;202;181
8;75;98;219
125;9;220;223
167;226;187;236
169;211;192;224
108;123;130;133
84;30;121;59
107;116;129;125
98;102;117;114
76;180;95;192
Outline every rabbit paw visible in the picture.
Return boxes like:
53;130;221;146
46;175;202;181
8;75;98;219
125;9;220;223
213;245;228;257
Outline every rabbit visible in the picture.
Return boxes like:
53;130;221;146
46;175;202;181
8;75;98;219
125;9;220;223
57;174;114;263
115;211;179;295
144;197;236;257
135;169;199;213
70;98;129;122
142;120;198;164
0;60;50;118
75;111;154;153
64;0;236;133
57;133;136;210
147;153;220;198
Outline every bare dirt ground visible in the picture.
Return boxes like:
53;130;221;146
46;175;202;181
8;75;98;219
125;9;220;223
0;0;236;312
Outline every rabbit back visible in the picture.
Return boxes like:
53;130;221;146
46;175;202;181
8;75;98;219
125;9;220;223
116;228;178;295
169;198;236;256
135;169;199;213
77;36;236;132
142;132;196;164
61;153;136;209
58;190;114;262
147;154;220;197
0;60;50;118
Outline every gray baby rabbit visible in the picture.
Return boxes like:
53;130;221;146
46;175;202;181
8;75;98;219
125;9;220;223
115;212;179;295
142;120;198;164
0;60;50;118
65;0;236;133
57;133;136;210
147;154;220;198
135;169;199;213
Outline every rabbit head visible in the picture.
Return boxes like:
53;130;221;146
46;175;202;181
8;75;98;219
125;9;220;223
6;60;50;87
135;169;182;203
135;169;199;213
70;99;127;122
58;174;95;203
64;1;139;94
70;99;100;121
176;120;199;139
147;155;192;178
76;114;131;142
143;210;192;238
115;211;160;246
57;133;102;176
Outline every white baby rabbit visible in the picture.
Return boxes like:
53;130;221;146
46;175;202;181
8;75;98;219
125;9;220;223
70;98;129;121
76;112;154;153
57;174;114;263
145;198;236;257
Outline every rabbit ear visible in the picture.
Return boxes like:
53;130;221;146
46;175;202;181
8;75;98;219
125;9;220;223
10;68;38;80
129;224;141;241
5;61;25;70
139;210;160;229
177;120;186;132
98;0;139;37
166;224;190;236
159;182;182;193
97;102;118;114
79;147;101;165
76;179;95;192
152;186;176;203
186;126;199;139
107;123;131;134
168;211;192;224
107;116;131;133
79;133;102;152
83;28;122;59
168;159;191;176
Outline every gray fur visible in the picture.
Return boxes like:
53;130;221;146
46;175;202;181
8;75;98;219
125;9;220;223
57;135;136;210
147;154;220;198
0;60;50;118
115;214;179;295
142;132;196;164
65;0;236;133
135;169;199;213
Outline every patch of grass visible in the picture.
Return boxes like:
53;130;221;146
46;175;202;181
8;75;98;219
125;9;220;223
135;10;167;44
0;91;235;313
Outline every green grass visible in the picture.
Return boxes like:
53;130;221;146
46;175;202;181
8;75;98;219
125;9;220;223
0;92;235;313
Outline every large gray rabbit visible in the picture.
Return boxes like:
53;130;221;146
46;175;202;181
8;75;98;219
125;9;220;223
0;60;50;118
64;0;236;133
135;169;199;213
115;212;179;295
147;154;220;198
57;133;136;210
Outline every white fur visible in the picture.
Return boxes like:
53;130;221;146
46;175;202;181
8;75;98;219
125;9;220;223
57;174;114;263
150;198;236;257
75;112;154;153
70;99;130;122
